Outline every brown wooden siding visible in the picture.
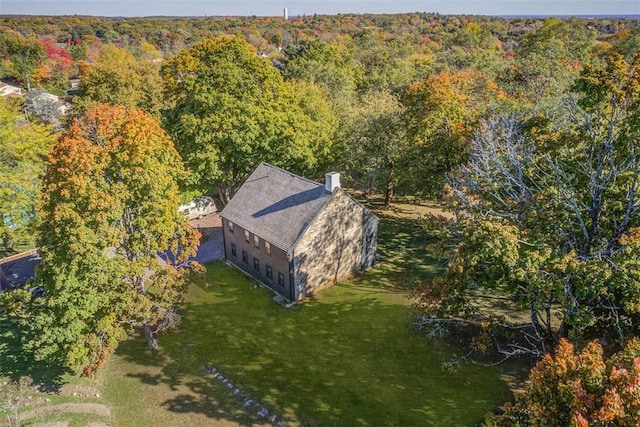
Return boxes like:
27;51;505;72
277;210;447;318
221;217;293;300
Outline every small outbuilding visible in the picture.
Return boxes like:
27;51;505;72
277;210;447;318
220;162;378;301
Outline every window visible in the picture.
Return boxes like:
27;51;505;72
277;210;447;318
242;250;248;264
278;272;285;287
244;230;250;243
253;257;260;272
231;243;237;257
265;241;271;256
266;265;273;280
228;221;234;233
254;235;259;248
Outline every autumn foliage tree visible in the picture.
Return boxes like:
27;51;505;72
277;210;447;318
485;338;640;426
31;41;75;89
414;52;640;357
19;104;199;375
0;33;46;91
77;44;165;117
402;70;503;196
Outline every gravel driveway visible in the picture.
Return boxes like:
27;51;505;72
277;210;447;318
190;213;224;264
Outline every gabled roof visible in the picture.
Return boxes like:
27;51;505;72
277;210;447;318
220;163;332;252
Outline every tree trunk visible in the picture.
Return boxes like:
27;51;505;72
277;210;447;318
145;323;159;350
0;268;8;291
1;232;11;254
218;183;231;206
384;162;395;208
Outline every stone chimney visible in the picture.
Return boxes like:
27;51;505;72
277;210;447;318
325;172;340;193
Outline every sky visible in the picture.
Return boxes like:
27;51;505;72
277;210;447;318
1;0;639;17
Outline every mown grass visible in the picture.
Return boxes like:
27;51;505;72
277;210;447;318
101;212;513;426
2;205;519;426
103;263;511;426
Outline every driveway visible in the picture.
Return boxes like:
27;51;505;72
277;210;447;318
0;214;223;291
190;213;224;264
0;250;41;290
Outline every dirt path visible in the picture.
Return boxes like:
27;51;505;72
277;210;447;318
18;403;111;423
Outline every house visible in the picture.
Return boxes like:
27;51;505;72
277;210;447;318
0;82;22;97
24;88;71;130
220;163;378;302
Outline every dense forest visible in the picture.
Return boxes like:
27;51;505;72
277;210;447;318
1;12;640;425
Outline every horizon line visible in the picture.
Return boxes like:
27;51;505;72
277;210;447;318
2;12;639;19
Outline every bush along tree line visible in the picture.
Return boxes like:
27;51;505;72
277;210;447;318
0;13;638;422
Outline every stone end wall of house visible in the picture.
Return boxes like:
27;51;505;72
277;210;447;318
293;190;378;300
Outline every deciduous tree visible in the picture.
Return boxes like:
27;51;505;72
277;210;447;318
0;33;46;91
344;90;408;206
0;98;55;254
403;70;502;197
23;104;199;375
76;44;164;116
414;52;640;358
485;338;640;426
162;36;337;203
283;40;361;116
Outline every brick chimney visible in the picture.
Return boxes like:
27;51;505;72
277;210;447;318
325;172;340;193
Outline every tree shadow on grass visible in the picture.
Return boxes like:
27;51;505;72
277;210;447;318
373;214;445;289
0;314;66;387
116;263;511;427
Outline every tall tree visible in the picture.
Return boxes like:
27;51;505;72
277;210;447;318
403;70;502;197
162;35;336;203
76;44;164;116
415;52;640;357
501;18;597;112
0;33;46;91
22;104;199;375
0;98;55;254
344;90;408;206
278;80;339;177
283;40;361;116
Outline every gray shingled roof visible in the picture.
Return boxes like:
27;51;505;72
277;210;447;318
220;163;332;252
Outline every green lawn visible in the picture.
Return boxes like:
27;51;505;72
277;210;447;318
102;211;514;426
3;210;518;426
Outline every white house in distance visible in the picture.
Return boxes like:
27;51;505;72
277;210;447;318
0;82;22;97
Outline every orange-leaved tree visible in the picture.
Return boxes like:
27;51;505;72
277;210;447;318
25;103;199;376
485;338;640;426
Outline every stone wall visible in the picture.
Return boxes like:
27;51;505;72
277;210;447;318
293;190;378;299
